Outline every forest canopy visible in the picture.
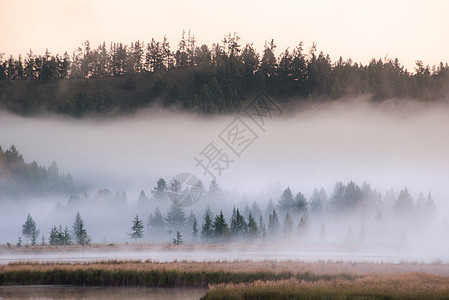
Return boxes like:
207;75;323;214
0;32;448;117
0;145;76;199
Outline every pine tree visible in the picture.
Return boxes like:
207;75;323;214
298;214;309;235
165;203;186;230
49;226;59;245
283;212;293;235
152;178;167;200
72;212;91;246
278;188;294;212
129;215;144;242
136;190;149;205
192;217;198;240
294;192;308;213
230;208;247;238
201;212;213;240
62;226;72;245
213;211;228;239
259;215;267;238
268;209;280;236
247;212;259;238
148;207;165;231
22;214;40;245
187;211;196;228
173;230;183;245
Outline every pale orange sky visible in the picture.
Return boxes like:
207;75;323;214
1;0;448;71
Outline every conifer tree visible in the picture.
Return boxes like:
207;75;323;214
247;212;259;238
129;215;144;242
72;211;91;246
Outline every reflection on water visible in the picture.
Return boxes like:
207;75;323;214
0;286;207;300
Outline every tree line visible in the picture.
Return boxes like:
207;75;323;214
1;31;448;116
0;145;77;198
126;178;436;244
13;177;437;246
18;211;90;247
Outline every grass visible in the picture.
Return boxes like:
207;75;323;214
2;258;449;298
0;261;356;287
202;273;449;300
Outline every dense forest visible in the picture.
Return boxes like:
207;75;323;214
15;177;437;246
1;32;448;117
1;145;438;245
0;145;77;199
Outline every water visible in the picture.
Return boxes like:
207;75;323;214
0;247;445;265
0;286;207;300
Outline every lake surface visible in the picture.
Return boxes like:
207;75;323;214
1;248;446;265
0;285;207;300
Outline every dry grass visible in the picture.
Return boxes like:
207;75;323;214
2;259;449;298
2;259;449;276
203;273;449;299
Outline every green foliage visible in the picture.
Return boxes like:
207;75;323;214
172;230;183;245
49;225;72;245
267;209;280;236
283;212;293;235
201;212;213;241
165;203;186;230
2;33;447;117
147;207;164;232
212;211;228;239
72;212;91;246
230;208;247;238
246;212;258;239
152;178;167;200
22;214;40;245
192;216;198;239
129;215;144;242
0;145;77;198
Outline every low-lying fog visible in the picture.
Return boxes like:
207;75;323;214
1;97;449;262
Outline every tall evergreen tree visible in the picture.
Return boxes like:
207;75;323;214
192;216;198;240
72;211;91;246
259;215;267;238
152;178;167;200
201;211;213;240
129;215;144;242
165;203;186;230
22;214;39;245
230;208;247;238
213;211;228;239
247;212;259;239
283;212;293;235
268;209;280;236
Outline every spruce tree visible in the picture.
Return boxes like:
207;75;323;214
192;217;198;240
283;212;293;235
22;214;40;245
129;215;144;242
165;203;186;231
268;209;280;236
72;211;91;245
230;208;247;238
247;212;259;238
173;230;183;245
213;211;228;239
259;215;267;238
201;212;213;240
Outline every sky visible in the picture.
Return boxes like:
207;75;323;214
1;0;449;71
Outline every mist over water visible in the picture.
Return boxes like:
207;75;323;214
1;98;449;261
